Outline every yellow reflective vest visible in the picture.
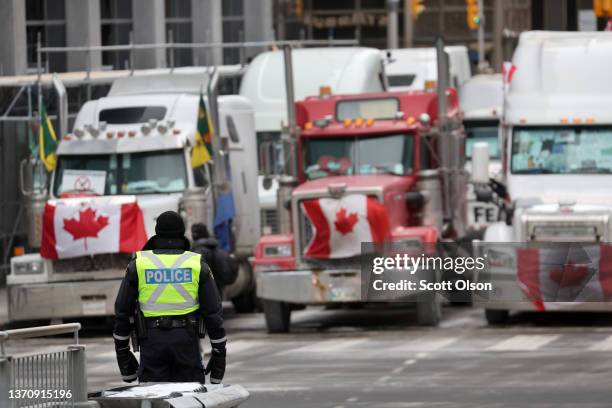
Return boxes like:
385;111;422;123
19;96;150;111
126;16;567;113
135;251;201;317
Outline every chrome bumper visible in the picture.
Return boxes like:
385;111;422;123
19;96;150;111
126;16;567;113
256;269;363;304
8;279;122;322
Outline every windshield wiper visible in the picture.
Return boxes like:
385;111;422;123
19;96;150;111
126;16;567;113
513;168;553;174
370;165;402;176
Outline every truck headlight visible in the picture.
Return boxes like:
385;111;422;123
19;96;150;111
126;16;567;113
13;259;44;275
264;244;292;257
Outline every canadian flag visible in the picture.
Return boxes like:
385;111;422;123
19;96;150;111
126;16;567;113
40;198;148;259
301;194;390;259
517;244;612;310
502;61;517;85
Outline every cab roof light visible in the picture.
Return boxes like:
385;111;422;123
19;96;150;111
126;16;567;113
117;131;126;138
172;128;182;135
62;135;71;141
304;121;314;130
141;124;152;135
519;118;527;124
366;118;375;127
106;131;114;139
586;118;595;124
73;128;85;139
319;85;332;98
424;80;437;92
157;123;168;134
354;117;364;128
406;116;416;125
560;118;569;124
573;118;583;124
128;131;136;138
343;118;353;128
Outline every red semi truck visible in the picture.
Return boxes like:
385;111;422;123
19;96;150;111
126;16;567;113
252;86;468;333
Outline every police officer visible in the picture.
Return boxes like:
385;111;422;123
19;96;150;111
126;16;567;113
113;211;227;384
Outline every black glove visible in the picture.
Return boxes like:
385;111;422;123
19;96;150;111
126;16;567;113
115;338;139;383
205;348;226;384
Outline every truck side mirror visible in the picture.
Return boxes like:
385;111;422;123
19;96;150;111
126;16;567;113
471;142;490;184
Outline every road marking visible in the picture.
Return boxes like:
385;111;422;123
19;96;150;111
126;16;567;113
588;335;612;351
404;359;416;365
391;337;459;353
487;335;559;351
346;396;359;403
376;375;391;384
391;366;405;375
281;338;368;354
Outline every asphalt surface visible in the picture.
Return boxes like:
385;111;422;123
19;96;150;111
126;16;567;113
3;295;612;407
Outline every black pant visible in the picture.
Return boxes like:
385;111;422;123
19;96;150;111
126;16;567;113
138;327;205;382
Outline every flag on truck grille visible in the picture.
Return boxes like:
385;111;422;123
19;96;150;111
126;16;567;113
517;244;612;310
40;198;148;259
301;194;390;259
191;93;213;168
39;101;58;172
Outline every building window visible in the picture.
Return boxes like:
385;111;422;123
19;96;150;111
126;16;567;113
100;0;133;70
26;0;67;73
222;0;245;64
166;0;193;67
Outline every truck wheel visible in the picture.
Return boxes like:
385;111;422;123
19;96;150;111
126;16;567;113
263;300;291;333
416;297;441;327
231;289;257;314
485;309;509;325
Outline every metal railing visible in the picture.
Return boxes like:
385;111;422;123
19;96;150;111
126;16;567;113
0;323;90;408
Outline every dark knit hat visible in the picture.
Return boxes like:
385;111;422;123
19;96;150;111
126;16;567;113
191;223;210;241
155;211;186;238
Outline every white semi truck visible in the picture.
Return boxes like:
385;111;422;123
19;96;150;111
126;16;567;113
239;47;387;234
383;46;471;92
8;68;261;322
472;31;612;324
460;74;503;232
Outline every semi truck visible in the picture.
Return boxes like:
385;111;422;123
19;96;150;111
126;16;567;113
251;44;469;333
471;31;612;324
383;46;471;92
460;74;503;232
239;47;387;235
7;68;260;323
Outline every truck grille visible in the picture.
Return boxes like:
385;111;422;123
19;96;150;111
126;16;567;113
54;253;133;273
261;209;280;234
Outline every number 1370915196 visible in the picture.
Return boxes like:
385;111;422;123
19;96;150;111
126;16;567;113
9;389;73;399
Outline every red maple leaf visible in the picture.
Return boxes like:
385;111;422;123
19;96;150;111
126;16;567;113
549;262;590;288
334;207;359;235
63;207;110;251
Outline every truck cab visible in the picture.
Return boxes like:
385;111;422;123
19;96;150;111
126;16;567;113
252;89;467;333
8;71;260;323
472;32;612;324
240;47;387;234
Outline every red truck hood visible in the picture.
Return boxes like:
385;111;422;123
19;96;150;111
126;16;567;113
294;175;416;196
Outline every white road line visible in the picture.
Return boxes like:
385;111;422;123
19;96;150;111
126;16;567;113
391;366;405;375
391;337;459;352
377;375;391;384
588;335;612;351
346;396;359;403
487;335;560;351
281;338;368;354
404;359;416;365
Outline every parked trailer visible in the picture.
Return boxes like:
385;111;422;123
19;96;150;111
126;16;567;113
471;31;612;324
8;69;260;322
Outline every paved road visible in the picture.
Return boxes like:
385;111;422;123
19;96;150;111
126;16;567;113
4;304;612;407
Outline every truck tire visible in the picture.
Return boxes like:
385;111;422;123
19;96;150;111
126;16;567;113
263;300;291;333
231;288;258;314
485;309;509;325
416;297;441;326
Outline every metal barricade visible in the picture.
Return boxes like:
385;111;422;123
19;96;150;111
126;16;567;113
0;323;92;408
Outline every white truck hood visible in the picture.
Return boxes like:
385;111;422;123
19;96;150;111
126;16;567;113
508;175;612;208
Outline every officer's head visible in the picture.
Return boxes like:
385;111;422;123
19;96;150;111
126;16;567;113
191;223;210;241
142;210;190;251
155;211;186;238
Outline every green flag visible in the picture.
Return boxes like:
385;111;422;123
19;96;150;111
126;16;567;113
39;102;58;172
191;93;213;168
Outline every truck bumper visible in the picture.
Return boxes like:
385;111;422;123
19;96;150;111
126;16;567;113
8;279;121;322
256;269;363;304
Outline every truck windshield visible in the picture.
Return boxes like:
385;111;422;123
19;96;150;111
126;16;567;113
53;149;188;196
511;127;612;174
303;134;414;180
465;120;500;159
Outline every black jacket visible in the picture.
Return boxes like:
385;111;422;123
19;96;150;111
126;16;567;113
113;237;226;345
191;237;237;287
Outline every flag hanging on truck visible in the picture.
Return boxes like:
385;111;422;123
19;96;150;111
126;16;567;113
301;194;391;259
517;244;612;310
39;101;58;172
191;93;213;168
40;198;148;259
